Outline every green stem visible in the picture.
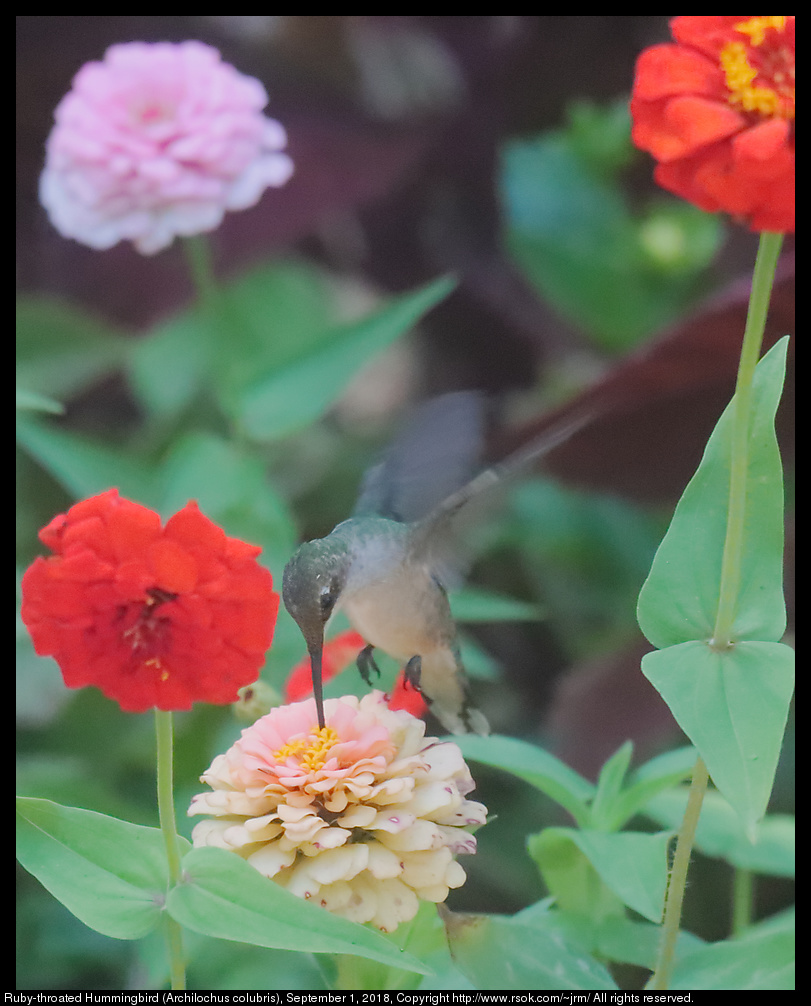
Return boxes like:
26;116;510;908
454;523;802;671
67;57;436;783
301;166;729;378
711;232;784;646
648;756;709;990
732;867;755;936
182;234;220;318
155;709;186;991
650;232;783;990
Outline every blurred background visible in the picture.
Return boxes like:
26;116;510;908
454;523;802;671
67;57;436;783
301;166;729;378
17;16;793;990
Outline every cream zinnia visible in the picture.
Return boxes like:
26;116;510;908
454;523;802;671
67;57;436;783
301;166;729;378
188;692;487;932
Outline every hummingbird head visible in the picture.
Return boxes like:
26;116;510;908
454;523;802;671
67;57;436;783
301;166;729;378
282;537;352;728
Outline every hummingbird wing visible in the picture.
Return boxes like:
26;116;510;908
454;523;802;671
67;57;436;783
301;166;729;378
353;392;486;524
408;406;593;566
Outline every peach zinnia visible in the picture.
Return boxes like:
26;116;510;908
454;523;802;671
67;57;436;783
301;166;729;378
188;692;487;932
631;16;794;232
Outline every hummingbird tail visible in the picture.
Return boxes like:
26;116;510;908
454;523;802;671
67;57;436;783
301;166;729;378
419;648;490;736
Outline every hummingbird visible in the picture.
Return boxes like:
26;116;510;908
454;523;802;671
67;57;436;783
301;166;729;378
282;393;589;735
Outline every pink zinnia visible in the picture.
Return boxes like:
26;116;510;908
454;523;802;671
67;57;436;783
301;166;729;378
189;692;487;932
39;41;294;254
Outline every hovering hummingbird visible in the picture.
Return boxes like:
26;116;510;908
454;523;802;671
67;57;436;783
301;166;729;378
282;393;589;735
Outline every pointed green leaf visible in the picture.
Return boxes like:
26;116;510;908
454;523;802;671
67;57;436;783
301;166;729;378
450;586;544;623
16;296;128;400
642;640;794;836
638;337;789;647
669;915;794;990
589;741;633;831
16;387;65;414
644;787;794;877
443;909;617;991
454;734;595;827
167;847;430;974
15;415;157;504
529;827;670;923
16;797;187;940
608;746;697;831
234;277;455;440
528;829;624;922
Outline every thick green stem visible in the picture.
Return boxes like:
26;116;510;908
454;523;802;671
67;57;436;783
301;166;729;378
650;231;784;991
732;867;755;936
711;232;784;647
155;709;186;991
648;756;709;990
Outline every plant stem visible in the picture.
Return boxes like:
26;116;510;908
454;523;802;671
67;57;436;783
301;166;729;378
648;756;709;990
650;231;783;991
732;867;754;936
711;232;784;647
183;234;220;319
155;709;186;991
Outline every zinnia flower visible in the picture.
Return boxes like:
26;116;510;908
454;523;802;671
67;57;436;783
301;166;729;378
285;629;429;719
40;40;294;254
188;692;487;932
631;16;794;232
20;489;279;711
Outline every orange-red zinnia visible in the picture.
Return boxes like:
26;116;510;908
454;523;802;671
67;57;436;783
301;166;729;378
631;16;794;232
21;489;279;711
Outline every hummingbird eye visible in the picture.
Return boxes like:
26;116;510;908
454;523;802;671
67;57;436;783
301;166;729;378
319;583;337;619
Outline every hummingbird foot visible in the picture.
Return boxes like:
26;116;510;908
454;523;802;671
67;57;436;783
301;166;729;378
357;644;382;686
404;655;422;692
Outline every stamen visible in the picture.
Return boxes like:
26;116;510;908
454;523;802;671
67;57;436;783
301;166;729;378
274;726;340;772
719;18;794;121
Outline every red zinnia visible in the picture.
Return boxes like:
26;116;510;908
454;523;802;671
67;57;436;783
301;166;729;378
631;16;794;232
284;629;429;719
20;489;279;712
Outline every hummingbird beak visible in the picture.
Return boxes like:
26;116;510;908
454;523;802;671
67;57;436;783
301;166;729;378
308;639;326;729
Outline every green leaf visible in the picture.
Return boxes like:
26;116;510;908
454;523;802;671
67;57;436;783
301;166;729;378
669;914;794;990
443;909;617;991
638;337;789;648
500;118;720;351
15;415;157;504
167;847;430;974
591;915;705;971
608;746;697;831
528;829;624;922
529;827;670;923
450;586;544;623
16;387;65;415
16;797;188;940
644;787;794;877
156;431;298;573
16;296;128;400
128;312;217;421
589;742;633;831
233;276;455;440
642;640;794;837
453;734;594;828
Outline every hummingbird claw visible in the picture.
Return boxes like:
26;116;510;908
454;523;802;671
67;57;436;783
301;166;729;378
357;644;381;686
404;655;422;692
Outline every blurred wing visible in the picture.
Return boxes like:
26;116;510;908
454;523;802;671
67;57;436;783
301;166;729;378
353;392;486;523
409;405;594;565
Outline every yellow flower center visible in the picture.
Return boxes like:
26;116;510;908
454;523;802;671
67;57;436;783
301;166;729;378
274;727;341;772
720;16;794;120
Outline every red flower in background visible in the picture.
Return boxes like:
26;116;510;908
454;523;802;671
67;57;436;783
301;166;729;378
285;629;429;719
631;16;794;232
21;489;279;712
